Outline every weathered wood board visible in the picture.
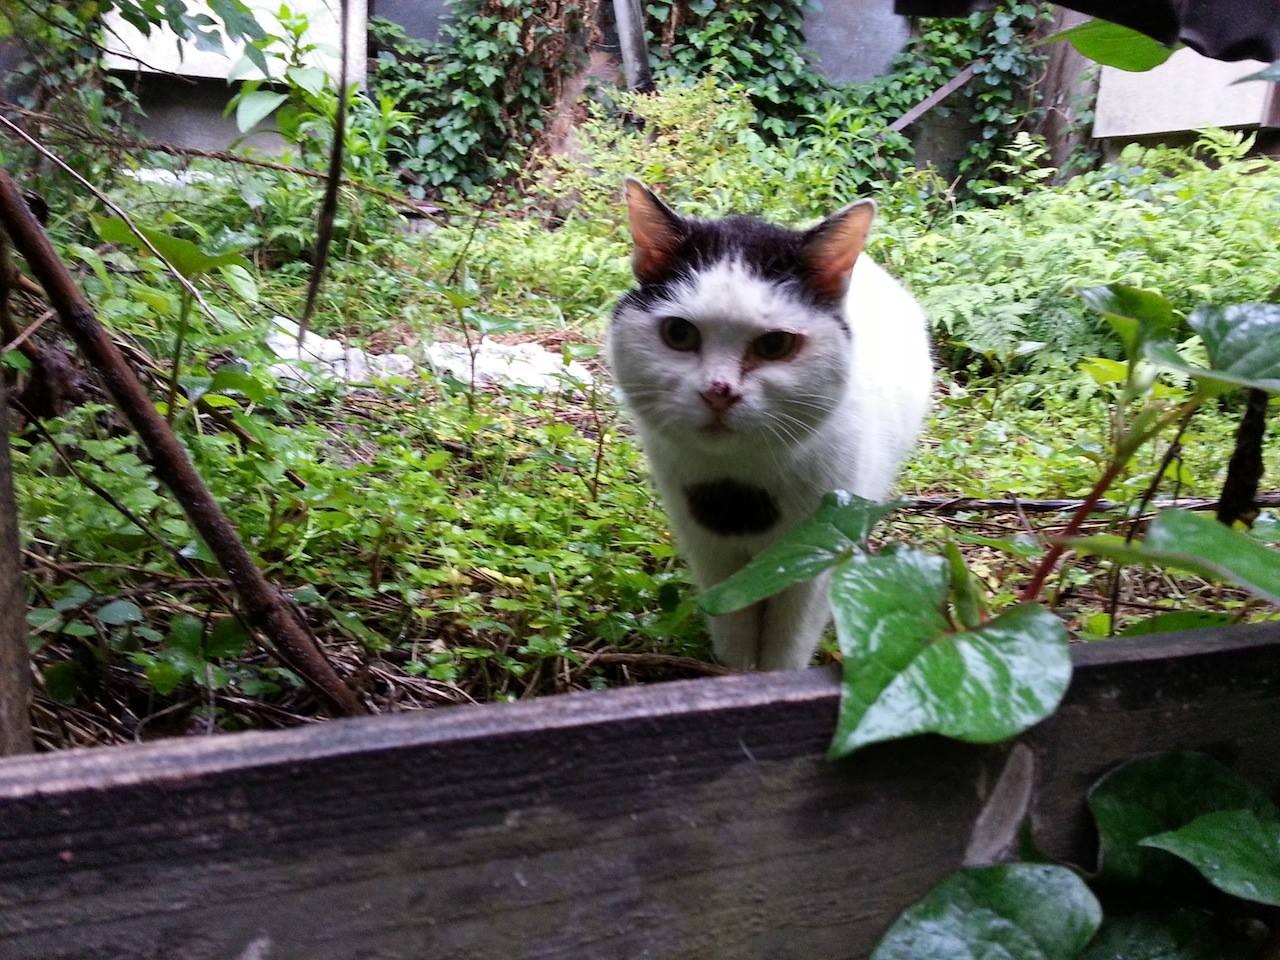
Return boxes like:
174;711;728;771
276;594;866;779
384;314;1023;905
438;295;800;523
1;625;1278;959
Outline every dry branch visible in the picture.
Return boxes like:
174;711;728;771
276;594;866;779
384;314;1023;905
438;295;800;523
0;169;362;716
903;494;1280;515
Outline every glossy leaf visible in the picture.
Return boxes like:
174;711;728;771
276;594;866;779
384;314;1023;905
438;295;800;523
1088;752;1278;886
698;492;899;615
94;217;250;279
828;547;1070;758
1080;284;1175;362
1049;19;1176;72
1080;909;1258;960
93;599;143;626
1069;509;1280;604
1142;809;1280;906
1145;304;1280;395
871;864;1101;960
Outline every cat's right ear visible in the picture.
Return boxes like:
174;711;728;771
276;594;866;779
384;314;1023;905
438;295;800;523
624;178;685;283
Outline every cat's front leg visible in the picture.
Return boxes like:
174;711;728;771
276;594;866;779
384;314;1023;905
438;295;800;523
708;605;763;670
757;573;833;671
679;529;760;669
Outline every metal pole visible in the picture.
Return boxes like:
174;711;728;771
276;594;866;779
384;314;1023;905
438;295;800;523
612;0;654;92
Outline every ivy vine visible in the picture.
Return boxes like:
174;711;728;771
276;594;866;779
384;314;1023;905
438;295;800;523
369;0;597;199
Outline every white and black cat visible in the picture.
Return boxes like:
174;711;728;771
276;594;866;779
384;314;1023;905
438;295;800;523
608;179;933;671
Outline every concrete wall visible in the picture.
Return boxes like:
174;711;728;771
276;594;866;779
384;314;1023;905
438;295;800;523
369;0;451;43
1093;48;1278;139
803;0;911;83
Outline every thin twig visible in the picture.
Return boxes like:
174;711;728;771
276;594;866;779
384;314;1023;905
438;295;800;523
297;0;350;341
0;307;53;355
0;114;221;325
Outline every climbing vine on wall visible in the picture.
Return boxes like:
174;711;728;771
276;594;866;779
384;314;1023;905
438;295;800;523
369;0;598;199
642;0;1052;193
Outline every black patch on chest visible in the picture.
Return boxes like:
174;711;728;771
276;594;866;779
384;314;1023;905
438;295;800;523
684;479;780;536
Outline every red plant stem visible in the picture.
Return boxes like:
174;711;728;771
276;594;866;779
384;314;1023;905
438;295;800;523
0;169;362;716
1020;459;1125;603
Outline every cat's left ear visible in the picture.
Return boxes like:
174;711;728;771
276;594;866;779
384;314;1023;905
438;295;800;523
800;199;876;302
624;177;686;283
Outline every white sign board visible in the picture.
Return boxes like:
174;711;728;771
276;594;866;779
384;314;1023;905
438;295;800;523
1094;47;1276;139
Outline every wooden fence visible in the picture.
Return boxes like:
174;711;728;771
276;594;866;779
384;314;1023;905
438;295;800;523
2;624;1279;959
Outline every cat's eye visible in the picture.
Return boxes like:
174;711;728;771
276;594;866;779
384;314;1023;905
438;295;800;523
751;330;799;362
660;316;701;352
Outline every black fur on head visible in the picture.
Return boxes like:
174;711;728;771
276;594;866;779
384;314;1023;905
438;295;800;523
617;181;866;333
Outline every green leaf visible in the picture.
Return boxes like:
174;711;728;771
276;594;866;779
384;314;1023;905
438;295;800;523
1185;303;1280;394
1068;509;1280;604
219;263;259;302
286;65;327;96
145;659;185;695
1080;909;1259;960
944;541;985;629
1048;19;1176;72
93;217;250;278
828;548;1070;758
871;864;1101;960
698;492;899;616
235;90;288;133
1233;60;1280;84
94;599;143;626
207;617;251;659
43;662;81;704
1087;751;1278;886
1141;809;1280;906
1119;610;1235;637
209;363;266;402
1080;284;1175;363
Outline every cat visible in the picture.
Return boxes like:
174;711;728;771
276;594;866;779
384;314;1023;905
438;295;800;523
607;179;933;671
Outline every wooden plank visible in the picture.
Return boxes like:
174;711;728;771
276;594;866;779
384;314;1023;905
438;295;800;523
1;624;1278;959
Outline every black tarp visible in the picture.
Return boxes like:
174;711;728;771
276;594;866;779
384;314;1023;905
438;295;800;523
895;1;1280;62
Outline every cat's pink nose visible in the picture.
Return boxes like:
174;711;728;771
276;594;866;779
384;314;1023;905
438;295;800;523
699;381;741;413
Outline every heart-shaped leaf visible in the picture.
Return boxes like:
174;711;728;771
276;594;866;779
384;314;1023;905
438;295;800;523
1087;752;1278;887
1081;284;1176;362
1080;909;1259;960
828;547;1070;758
1048;18;1177;71
698;492;899;615
1068;509;1280;604
1141;809;1280;906
871;864;1102;960
1145;304;1280;395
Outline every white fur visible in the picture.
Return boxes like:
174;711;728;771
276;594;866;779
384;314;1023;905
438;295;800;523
609;254;932;670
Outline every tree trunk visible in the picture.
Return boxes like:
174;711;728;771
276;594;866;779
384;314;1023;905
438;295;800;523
1035;8;1100;175
0;370;33;755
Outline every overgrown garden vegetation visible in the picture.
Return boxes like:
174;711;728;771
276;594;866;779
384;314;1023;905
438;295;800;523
1;0;1278;752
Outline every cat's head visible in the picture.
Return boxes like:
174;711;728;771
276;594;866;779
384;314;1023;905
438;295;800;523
608;179;874;451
